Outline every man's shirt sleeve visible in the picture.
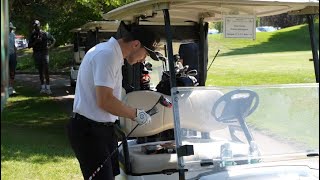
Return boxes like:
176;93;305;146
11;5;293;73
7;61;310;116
91;50;118;89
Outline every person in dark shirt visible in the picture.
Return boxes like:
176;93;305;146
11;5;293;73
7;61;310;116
28;20;56;94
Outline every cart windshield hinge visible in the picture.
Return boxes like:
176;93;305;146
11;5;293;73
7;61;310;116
177;145;194;157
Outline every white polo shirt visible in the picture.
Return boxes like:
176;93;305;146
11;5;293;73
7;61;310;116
73;37;124;123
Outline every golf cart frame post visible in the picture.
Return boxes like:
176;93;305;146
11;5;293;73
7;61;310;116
163;8;185;179
289;7;319;83
307;14;319;83
104;1;319;179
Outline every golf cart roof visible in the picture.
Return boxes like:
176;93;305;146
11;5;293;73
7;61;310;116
103;0;319;23
80;21;120;32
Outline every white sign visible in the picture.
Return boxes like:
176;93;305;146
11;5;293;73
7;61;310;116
223;15;256;39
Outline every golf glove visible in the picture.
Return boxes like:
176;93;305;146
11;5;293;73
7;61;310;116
134;109;151;126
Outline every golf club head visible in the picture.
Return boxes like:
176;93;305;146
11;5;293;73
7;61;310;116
155;51;167;62
159;95;172;108
158;56;167;62
187;69;198;76
173;54;180;62
183;65;189;72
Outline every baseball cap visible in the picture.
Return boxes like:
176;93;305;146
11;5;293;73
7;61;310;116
130;27;160;61
9;22;16;29
33;20;40;27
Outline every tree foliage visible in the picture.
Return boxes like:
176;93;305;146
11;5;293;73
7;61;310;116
260;13;307;28
76;0;135;15
9;0;135;46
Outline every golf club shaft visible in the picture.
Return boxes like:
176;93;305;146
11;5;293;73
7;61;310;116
88;99;162;180
207;49;220;71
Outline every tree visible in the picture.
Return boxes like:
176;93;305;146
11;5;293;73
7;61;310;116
9;0;135;46
76;0;135;15
260;13;306;28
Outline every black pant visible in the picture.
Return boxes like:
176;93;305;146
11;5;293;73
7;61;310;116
9;53;17;80
33;52;50;85
66;114;120;180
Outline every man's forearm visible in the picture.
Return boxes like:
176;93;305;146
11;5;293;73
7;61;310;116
98;95;136;120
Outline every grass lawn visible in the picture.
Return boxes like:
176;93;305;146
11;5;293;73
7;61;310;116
247;86;319;149
16;45;73;73
206;23;318;86
1;84;82;180
206;51;316;86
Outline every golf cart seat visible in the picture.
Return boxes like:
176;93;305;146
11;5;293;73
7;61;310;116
120;90;172;137
120;90;227;137
119;90;228;174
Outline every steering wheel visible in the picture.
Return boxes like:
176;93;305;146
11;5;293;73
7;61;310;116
212;89;259;123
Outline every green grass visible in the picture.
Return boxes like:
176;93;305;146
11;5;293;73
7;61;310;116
247;87;319;149
1;84;82;180
206;51;316;86
208;23;319;56
16;45;73;72
206;23;318;86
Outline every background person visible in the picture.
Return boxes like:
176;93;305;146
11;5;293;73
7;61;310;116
28;20;56;95
8;22;17;96
67;26;159;180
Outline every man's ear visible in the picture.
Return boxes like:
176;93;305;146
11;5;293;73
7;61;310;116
132;40;141;48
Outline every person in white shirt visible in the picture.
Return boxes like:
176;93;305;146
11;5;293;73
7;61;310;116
67;26;160;180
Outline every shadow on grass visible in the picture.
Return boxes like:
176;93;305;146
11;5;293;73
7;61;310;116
222;23;319;56
1;123;74;164
1;82;75;164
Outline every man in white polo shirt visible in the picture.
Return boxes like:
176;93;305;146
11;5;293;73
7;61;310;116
67;26;160;180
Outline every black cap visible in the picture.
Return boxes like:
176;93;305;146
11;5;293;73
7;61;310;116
33;20;40;27
130;27;160;61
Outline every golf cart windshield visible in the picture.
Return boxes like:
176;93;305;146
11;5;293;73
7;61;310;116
175;84;319;178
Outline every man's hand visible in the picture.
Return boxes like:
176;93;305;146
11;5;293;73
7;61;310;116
134;109;151;126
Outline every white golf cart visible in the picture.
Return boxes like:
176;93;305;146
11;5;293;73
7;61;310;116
69;27;86;87
100;0;319;180
69;21;120;87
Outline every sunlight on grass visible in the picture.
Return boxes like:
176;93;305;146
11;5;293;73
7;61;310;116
1;158;81;180
4;96;33;103
206;51;316;86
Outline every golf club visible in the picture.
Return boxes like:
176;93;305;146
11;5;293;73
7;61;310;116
88;95;172;180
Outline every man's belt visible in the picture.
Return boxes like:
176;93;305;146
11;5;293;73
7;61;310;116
73;113;115;127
